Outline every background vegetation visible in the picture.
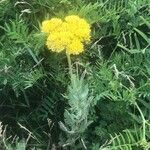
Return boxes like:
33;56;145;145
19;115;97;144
0;0;150;149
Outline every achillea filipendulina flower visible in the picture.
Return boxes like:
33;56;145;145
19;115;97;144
41;15;91;55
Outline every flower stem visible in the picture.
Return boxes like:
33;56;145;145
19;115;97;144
135;102;146;141
66;53;73;77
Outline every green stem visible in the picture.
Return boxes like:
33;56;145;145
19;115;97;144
66;53;73;77
135;102;146;141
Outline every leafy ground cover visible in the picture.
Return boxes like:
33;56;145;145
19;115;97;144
0;0;150;149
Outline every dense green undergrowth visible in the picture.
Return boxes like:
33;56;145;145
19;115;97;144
0;0;150;149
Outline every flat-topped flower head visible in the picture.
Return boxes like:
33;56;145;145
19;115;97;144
41;15;91;55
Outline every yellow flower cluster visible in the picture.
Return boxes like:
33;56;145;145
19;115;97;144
41;15;91;55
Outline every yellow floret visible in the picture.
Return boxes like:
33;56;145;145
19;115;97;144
66;39;84;55
65;16;91;42
46;31;73;53
46;33;64;53
41;18;62;33
41;20;52;33
69;23;91;42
